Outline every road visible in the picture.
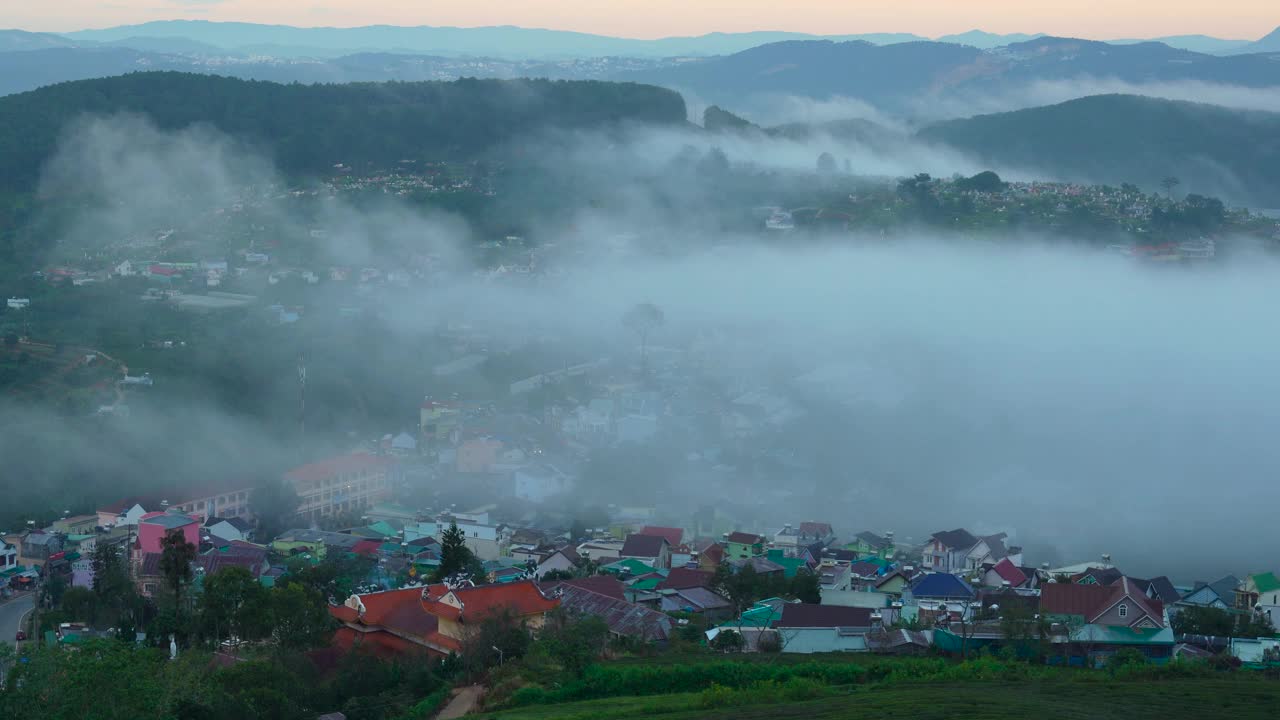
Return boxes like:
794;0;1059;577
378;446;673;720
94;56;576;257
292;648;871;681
1;594;35;648
437;686;483;720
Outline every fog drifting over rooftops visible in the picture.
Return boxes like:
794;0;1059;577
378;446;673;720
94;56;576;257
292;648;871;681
8;112;1280;583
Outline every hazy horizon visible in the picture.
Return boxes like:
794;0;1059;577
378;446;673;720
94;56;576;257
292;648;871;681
8;1;1276;43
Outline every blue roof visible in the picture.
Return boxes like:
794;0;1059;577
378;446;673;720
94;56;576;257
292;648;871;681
910;573;975;599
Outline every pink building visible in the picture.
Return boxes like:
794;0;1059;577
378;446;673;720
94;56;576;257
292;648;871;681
136;512;201;554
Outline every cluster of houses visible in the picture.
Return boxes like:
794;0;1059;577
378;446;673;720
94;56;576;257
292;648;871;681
10;453;1280;669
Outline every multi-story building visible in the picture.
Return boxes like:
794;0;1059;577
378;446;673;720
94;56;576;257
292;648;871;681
167;486;254;522
286;453;395;524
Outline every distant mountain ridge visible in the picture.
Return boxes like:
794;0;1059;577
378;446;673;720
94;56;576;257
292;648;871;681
918;94;1280;206
629;36;1280;112
57;20;1279;59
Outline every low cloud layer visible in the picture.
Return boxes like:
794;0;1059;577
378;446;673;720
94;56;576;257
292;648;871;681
5;114;1278;583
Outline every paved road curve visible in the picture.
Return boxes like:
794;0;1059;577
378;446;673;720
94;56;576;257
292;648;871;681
1;594;35;648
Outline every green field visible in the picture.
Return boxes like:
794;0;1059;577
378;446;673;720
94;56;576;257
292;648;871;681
482;679;1280;720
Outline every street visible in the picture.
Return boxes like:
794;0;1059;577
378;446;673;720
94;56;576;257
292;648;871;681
1;594;35;648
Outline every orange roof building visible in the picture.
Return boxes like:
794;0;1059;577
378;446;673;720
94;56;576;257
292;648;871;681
330;580;559;658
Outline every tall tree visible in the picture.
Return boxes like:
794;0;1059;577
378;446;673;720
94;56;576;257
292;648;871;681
159;530;197;629
199;566;272;644
432;521;480;583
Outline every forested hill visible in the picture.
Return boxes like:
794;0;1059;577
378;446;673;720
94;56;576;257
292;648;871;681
918;94;1280;207
0;71;688;194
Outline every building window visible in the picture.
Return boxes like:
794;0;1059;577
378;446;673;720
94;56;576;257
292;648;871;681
1118;603;1128;618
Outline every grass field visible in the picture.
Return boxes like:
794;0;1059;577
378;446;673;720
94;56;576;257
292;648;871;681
481;679;1280;720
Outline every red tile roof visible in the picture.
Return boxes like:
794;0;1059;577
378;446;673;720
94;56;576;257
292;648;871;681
541;575;627;601
1039;583;1113;617
352;539;382;556
798;522;833;538
990;558;1028;587
425;581;558;624
639;526;684;547
726;532;764;545
286;453;393;483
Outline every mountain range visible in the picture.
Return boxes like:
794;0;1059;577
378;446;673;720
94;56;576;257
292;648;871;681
628;36;1280;113
44;20;1280;58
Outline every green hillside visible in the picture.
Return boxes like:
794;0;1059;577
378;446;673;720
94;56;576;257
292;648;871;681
919;94;1280;206
0;71;688;195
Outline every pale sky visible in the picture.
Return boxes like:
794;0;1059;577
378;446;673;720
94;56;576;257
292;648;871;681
9;0;1278;41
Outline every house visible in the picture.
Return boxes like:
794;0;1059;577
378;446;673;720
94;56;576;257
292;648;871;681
332;581;559;658
922;529;978;573
20;531;65;567
1235;572;1280;624
638;526;684;548
620;534;671;570
909;573;977;623
656;586;733;620
1073;567;1124;586
541;575;628;601
874;568;918;596
1177;575;1241;612
963;533;1022;571
420;399;461;444
513;464;573;503
731;556;786;577
552;582;673;642
1131;576;1182;607
772;604;873;653
389;433;418;456
534;546;581;579
136;512;201;554
818;564;851;592
50;515;98;535
577;539;625;562
96;497;161;528
690;539;725;571
864;628;931;655
723;532;765;560
1;539;18;570
656;567;713;592
437;516;504;561
981;558;1031;589
847;531;894;559
1230;637;1280;664
204;516;254;543
1040;577;1175;666
286;454;394;525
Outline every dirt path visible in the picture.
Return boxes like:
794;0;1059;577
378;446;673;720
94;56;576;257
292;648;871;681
436;685;483;719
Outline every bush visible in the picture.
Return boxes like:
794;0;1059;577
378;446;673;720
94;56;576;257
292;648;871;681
1107;648;1147;673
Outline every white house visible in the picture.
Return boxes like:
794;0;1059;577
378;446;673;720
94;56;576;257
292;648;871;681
205;516;253;543
514;464;573;503
1231;637;1280;663
113;260;137;277
534;547;581;579
6;298;30;310
0;539;18;569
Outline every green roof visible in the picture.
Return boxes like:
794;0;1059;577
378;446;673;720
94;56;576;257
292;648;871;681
367;521;398;537
765;549;809;578
602;558;657;576
1254;572;1280;594
629;577;663;591
720;601;784;629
